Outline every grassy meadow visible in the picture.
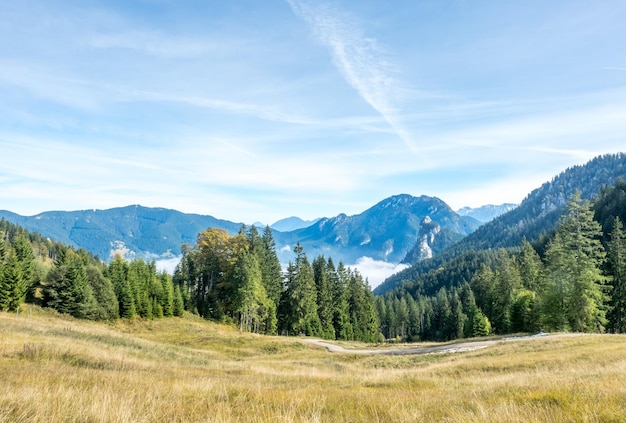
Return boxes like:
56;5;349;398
2;308;626;422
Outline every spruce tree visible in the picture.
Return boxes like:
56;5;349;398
86;265;119;320
2;251;26;312
108;255;135;318
173;284;185;316
312;256;335;339
607;217;626;332
543;192;607;332
260;226;283;308
280;243;320;336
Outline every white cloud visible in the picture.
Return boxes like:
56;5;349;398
155;256;182;275
349;257;409;290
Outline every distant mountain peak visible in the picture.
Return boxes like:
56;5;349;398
270;216;321;232
456;203;518;223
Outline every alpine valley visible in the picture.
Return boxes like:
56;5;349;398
0;195;497;275
2;153;626;291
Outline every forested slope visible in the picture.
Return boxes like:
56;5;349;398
376;153;626;296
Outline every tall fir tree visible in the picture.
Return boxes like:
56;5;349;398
542;192;607;332
279;243;321;336
312;256;336;339
2;251;26;311
607;217;626;332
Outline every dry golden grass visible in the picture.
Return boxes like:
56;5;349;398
2;308;626;422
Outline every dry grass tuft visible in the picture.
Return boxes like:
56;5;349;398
2;308;626;422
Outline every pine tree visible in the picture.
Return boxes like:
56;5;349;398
331;261;353;340
260;226;283;308
43;254;92;318
232;249;271;333
2;251;26;312
543;192;607;332
160;272;174;317
518;239;543;291
279;243;320;336
312;256;335;339
173;284;184;317
345;269;379;342
86;265;119;320
491;250;522;334
13;235;35;302
108;255;135;318
607;217;626;332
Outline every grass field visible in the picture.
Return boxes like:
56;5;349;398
2;308;626;422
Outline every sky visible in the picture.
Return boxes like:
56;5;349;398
1;0;626;227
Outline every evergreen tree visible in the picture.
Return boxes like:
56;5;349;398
542;192;607;332
108;255;135;318
607;217;626;332
160;272;175;317
86;265;119;320
345;269;379;342
173;284;185;317
332;262;353;340
279;243;320;336
13;235;35;301
518;239;543;291
2;251;26;311
312;256;335;339
491;250;521;334
260;226;283;308
43;253;93;318
471;264;496;324
232;249;272;333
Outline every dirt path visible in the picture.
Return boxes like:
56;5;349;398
305;333;561;356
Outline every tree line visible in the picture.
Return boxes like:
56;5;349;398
380;181;626;341
172;225;380;342
1;218;379;343
3;178;625;344
0;218;182;320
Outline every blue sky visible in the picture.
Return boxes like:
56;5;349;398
1;0;626;225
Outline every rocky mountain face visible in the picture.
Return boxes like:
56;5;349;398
275;194;480;264
400;217;465;265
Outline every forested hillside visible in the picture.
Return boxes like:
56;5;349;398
377;153;626;295
375;177;626;342
0;218;183;321
0;205;243;261
1;219;380;343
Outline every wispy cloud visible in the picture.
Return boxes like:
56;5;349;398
287;0;416;151
214;138;256;158
87;31;216;59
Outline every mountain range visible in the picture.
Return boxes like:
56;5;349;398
2;153;624;289
0;196;513;272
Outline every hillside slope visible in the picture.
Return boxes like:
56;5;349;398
2;310;625;422
375;152;626;295
0;205;243;260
